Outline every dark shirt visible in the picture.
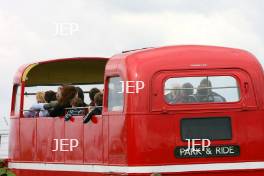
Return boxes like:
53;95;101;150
196;91;226;102
49;105;66;117
83;107;102;123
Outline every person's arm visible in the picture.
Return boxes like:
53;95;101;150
49;105;64;117
30;103;45;111
83;107;102;123
44;101;58;110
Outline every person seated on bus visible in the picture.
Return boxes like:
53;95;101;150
195;79;226;102
75;86;87;107
83;92;103;124
165;83;182;104
64;98;86;121
88;87;100;107
24;91;46;117
49;85;78;117
178;82;197;103
44;90;57;103
43;86;62;111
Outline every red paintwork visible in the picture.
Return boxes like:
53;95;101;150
8;46;264;175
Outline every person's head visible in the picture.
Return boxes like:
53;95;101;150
89;88;100;102
44;90;57;103
197;78;212;95
171;83;182;97
182;83;194;96
58;85;78;107
75;87;85;102
94;92;103;106
36;91;45;103
71;98;84;108
56;86;63;100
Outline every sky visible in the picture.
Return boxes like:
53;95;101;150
0;0;264;129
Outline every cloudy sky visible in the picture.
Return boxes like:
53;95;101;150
0;0;264;129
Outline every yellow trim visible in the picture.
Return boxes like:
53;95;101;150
21;63;38;82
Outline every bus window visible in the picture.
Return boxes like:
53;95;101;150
108;77;124;112
23;84;104;117
14;86;21;115
164;76;240;104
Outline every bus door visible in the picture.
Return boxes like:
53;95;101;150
105;76;127;165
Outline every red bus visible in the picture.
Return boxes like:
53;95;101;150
7;46;264;176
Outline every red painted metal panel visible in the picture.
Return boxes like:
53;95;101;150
52;117;65;163
108;115;127;165
8;118;20;160
102;114;109;164
36;118;54;162
84;115;103;164
19;118;37;161
64;117;84;164
126;111;264;166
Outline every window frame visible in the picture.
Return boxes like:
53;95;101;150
151;69;256;112
11;85;21;117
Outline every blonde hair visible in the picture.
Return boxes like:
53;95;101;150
36;91;46;103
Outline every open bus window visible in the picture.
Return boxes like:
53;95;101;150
108;77;124;112
164;76;240;104
23;84;104;116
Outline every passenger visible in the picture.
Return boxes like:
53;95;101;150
36;91;46;103
88;88;100;106
179;83;197;103
83;92;103;123
75;87;87;107
49;85;77;117
24;91;46;117
44;90;57;103
43;86;62;111
165;83;182;104
31;90;57;117
196;79;226;102
64;98;85;121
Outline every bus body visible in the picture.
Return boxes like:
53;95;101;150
8;46;264;175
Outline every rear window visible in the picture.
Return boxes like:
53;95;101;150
164;76;240;104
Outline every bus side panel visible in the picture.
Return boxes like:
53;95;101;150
65;117;84;164
127;114;177;165
19;118;37;161
52;117;65;163
127;111;264;165
84;115;103;164
8;118;20;160
36;118;54;162
108;114;127;165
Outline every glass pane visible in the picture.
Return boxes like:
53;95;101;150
108;77;124;112
14;86;21;114
164;76;240;104
181;117;232;140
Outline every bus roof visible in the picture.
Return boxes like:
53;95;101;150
107;45;263;80
14;57;108;86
